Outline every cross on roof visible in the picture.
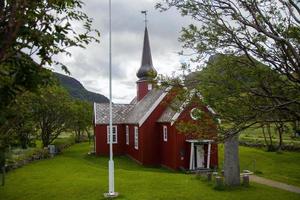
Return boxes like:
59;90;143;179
141;10;148;27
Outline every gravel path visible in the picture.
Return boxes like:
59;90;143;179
250;175;300;194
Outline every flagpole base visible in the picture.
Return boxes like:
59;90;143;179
104;192;119;198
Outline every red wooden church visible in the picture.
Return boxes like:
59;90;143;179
93;26;218;171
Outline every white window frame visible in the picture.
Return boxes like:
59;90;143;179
163;125;168;142
134;126;139;150
107;125;118;144
126;125;129;145
147;83;152;91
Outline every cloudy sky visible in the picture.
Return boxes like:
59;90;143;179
53;0;193;103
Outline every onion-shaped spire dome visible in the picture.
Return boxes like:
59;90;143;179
136;27;157;80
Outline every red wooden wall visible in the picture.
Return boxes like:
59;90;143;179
94;124;125;156
94;92;218;170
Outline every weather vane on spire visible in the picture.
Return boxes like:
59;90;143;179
141;10;148;27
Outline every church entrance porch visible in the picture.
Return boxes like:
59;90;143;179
186;140;214;171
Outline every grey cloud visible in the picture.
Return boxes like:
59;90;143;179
54;0;193;103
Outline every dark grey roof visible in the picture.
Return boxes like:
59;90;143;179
157;99;183;123
130;97;137;105
94;103;134;124
125;88;166;124
136;27;157;80
157;105;177;123
158;93;217;123
94;88;168;126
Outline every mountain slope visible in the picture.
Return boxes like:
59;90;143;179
54;72;109;103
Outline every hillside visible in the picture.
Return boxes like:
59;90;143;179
54;72;109;103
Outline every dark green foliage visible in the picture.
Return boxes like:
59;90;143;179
157;0;300;84
27;86;73;147
0;151;4;168
197;55;300;125
0;0;99;173
158;0;300;187
157;0;300;120
0;0;100;67
70;100;92;143
0;0;100;111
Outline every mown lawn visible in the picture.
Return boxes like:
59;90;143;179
0;143;299;200
219;145;300;187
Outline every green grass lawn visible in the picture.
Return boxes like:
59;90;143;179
0;143;299;200
219;145;300;187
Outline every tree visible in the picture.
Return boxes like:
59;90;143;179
0;0;99;130
24;86;73;147
198;55;299;185
70;100;92;143
160;54;299;185
11;98;37;149
0;0;99;165
157;0;300;186
0;0;99;67
191;55;273;186
157;0;300;116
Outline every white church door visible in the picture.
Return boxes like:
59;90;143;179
195;145;204;168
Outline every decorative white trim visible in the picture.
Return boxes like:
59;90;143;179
134;126;139;149
170;90;217;126
93;102;97;126
207;143;211;169
126;125;129;145
170;101;189;126
189;143;194;170
138;88;171;127
163;125;168;142
147;83;152;91
107;125;118;144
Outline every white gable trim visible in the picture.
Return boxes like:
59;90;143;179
138;88;171;127
170;90;217;126
170;101;189;126
93;102;97;126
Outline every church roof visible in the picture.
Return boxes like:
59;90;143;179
94;88;169;126
125;88;167;125
94;103;134;124
157;105;177;123
158;91;217;124
136;27;157;80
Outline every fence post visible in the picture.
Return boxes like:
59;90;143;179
207;173;212;181
242;175;249;186
215;176;223;187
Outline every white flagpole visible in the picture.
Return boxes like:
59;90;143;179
105;0;117;197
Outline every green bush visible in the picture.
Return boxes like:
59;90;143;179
53;136;75;153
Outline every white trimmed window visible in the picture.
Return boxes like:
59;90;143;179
163;125;168;142
126;125;129;145
148;83;152;91
107;125;117;144
134;126;139;150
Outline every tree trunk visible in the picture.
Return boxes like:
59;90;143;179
278;128;283;151
1;167;5;186
266;124;274;151
20;132;28;149
224;134;240;186
41;131;50;147
75;130;81;143
261;125;269;148
0;148;5;186
275;123;284;151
